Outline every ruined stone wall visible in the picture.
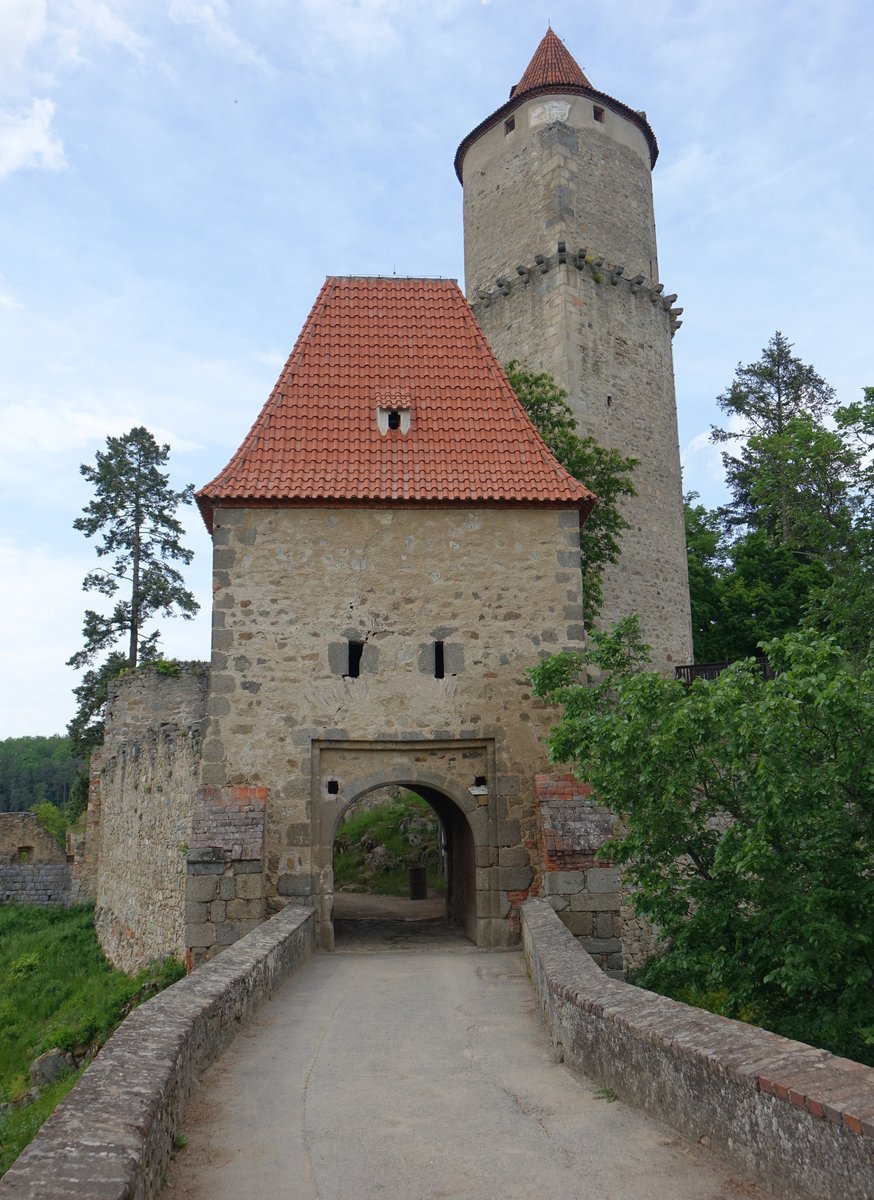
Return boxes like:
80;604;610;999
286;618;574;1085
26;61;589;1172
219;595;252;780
93;664;208;972
0;811;67;864
191;504;586;957
0;811;72;907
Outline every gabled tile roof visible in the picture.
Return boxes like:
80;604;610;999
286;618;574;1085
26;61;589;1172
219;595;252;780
454;29;658;180
197;276;595;531
511;28;592;98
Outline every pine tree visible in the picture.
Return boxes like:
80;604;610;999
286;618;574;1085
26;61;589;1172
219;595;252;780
67;427;199;751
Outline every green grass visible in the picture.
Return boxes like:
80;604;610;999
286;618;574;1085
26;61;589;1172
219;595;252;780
334;791;445;897
0;904;184;1174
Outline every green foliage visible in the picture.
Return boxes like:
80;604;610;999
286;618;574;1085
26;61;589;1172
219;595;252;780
0;736;84;815
505;361;637;624
67;426;198;753
333;791;444;896
0;905;184;1095
686;335;872;661
29;802;67;848
530;620;874;1064
0;905;184;1172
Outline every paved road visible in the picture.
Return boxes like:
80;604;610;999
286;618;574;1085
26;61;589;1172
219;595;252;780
162;923;766;1200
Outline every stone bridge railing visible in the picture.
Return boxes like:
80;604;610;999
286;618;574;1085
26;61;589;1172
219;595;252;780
522;899;874;1200
0;904;316;1200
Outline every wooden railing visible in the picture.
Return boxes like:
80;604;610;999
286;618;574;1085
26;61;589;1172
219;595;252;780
675;657;777;685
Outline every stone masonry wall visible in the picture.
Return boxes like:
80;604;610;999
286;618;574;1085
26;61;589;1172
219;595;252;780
523;900;874;1200
195;504;587;952
0;811;72;907
93;664;209;972
0;811;67;864
534;773;622;971
0;905;316;1200
462;94;692;673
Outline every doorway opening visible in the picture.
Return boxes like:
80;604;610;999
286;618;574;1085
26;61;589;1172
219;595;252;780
330;783;477;950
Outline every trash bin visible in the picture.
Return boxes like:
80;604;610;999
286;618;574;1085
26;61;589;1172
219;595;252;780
409;866;428;900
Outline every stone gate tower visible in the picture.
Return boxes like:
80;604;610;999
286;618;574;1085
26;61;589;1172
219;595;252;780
456;29;693;671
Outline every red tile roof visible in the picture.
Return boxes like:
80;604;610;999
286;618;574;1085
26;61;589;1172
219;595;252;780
454;29;658;181
197;277;595;531
511;28;592;97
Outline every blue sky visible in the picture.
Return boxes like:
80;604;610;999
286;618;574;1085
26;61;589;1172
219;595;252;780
1;0;872;737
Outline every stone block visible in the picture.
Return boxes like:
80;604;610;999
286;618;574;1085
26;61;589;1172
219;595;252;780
227;897;264;920
498;865;533;891
582;936;622;954
277;873;311;897
186;876;219;903
184;901;209;924
570;892;620;912
496;819;521;846
189;862;225;876
546;895;568;912
561;911;593;937
219;875;235;900
215;920;242;945
587;867;620;893
475;846;495;868
594;913;615;938
186;922;215;947
234;872;264;900
238;918;264;937
498;845;529;867
234;860;262;873
209;900;227;923
543;870;585;895
476;867;495;891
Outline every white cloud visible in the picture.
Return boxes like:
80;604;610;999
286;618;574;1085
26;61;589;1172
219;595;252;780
168;0;272;71
58;0;148;62
0;292;24;311
0;0;47;79
0;97;65;176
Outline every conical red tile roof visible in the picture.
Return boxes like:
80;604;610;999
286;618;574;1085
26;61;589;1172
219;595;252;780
197;276;595;531
511;28;592;98
455;29;657;180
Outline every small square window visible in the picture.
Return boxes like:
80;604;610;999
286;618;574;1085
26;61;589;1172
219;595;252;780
504;116;515;135
593;105;605;124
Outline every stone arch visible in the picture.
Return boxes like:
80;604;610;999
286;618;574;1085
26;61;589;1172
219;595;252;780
311;739;505;950
327;777;478;946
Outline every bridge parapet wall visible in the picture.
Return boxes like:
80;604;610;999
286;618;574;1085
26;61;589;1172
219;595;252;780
522;899;874;1200
0;904;315;1200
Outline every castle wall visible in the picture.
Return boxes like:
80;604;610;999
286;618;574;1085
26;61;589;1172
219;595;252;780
190;504;586;958
92;665;208;972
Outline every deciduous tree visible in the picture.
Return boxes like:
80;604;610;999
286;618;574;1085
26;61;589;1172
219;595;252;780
505;361;637;625
529;619;874;1064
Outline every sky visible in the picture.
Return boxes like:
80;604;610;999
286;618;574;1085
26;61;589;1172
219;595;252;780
1;0;872;738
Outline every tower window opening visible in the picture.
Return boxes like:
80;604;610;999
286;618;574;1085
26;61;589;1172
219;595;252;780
474;776;487;788
434;641;445;679
504;116;515;135
347;640;364;678
327;779;339;795
593;105;605;124
387;409;401;430
606;394;612;407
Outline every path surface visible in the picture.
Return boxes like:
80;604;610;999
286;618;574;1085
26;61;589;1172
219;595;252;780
162;920;766;1200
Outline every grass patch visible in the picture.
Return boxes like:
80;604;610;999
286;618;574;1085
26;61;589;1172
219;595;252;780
0;904;184;1174
334;791;444;897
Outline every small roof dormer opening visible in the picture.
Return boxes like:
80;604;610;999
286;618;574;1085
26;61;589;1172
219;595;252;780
376;404;411;436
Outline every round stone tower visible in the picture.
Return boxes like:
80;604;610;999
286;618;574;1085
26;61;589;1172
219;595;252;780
455;29;693;672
